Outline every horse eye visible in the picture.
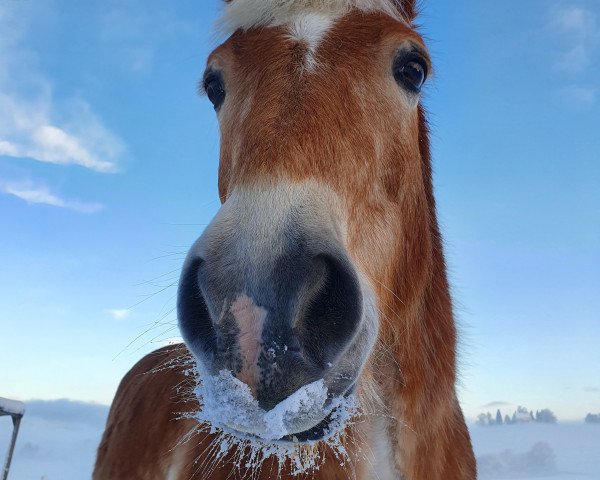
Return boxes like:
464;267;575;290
203;71;226;110
393;53;428;94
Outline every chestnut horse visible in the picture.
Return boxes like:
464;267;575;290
94;0;476;478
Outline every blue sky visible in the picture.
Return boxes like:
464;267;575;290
0;0;598;421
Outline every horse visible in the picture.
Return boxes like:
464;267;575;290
94;0;477;478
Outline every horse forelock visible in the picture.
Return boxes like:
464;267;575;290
218;0;412;35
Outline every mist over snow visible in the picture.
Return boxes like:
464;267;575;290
471;423;600;480
0;400;108;480
2;400;600;480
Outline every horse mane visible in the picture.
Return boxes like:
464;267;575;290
219;0;416;34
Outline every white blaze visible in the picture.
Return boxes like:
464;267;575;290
288;13;335;70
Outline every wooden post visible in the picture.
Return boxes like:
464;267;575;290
2;415;22;480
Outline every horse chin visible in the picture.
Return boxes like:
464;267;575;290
193;369;357;446
220;399;353;446
279;404;351;443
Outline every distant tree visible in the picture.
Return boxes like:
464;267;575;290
477;413;488;426
504;414;512;425
496;409;503;425
585;413;600;424
530;410;535;421
511;406;533;423
477;412;499;426
536;409;557;424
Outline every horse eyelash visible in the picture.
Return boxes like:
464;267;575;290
197;79;208;97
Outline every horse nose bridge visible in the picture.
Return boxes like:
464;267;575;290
196;187;301;265
195;182;347;274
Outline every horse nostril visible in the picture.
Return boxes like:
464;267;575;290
296;253;363;369
177;257;218;365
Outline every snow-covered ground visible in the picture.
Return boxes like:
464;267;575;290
1;400;599;479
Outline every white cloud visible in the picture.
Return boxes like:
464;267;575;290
1;181;103;214
480;401;513;409
558;84;597;108
0;3;124;173
106;309;131;321
0;99;122;172
549;5;599;73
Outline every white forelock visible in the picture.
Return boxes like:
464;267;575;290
218;0;405;34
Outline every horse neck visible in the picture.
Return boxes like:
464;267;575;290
371;105;458;440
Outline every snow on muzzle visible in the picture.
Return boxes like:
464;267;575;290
177;184;378;440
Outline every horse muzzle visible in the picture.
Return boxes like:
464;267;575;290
177;183;377;440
